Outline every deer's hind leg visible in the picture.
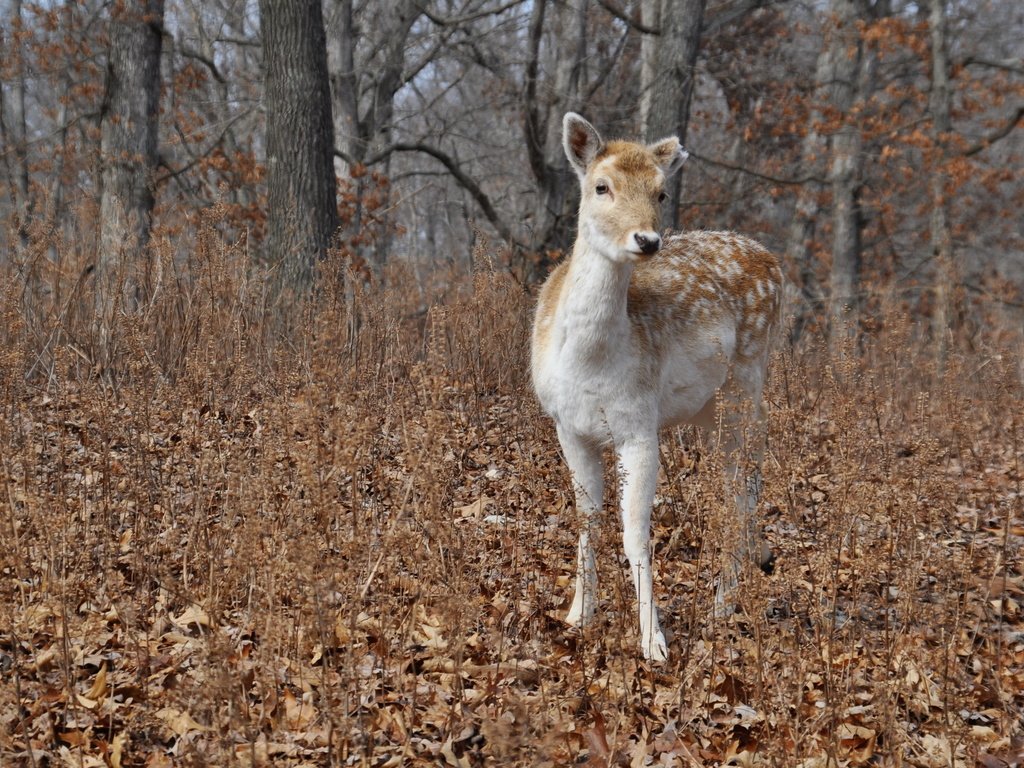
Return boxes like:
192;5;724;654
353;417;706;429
695;366;774;613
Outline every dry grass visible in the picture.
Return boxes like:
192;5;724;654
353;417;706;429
1;216;1022;767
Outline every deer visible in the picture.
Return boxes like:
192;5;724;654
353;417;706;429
531;114;782;661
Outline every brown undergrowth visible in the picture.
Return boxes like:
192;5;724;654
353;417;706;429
1;216;1022;766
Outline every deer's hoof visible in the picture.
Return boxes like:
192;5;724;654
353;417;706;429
642;629;669;662
565;602;595;628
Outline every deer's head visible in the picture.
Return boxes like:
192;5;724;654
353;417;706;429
563;113;688;263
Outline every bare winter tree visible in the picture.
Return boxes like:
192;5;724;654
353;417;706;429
372;0;621;276
927;0;954;364
638;0;660;132
325;0;424;268
522;0;589;260
91;0;165;377
826;0;865;352
97;0;165;286
0;0;30;248
260;0;339;291
783;12;843;337
643;0;706;228
1;0;1020;342
163;1;263;222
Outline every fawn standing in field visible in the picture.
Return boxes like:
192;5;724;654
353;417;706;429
531;114;782;661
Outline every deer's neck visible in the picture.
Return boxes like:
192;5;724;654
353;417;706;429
558;236;633;355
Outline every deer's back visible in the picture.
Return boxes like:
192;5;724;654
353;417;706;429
628;231;782;363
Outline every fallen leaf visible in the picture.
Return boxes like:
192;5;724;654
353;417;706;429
84;662;108;701
155;707;211;737
171;605;211;630
282;689;317;729
441;737;472;767
455;495;494;519
110;732;128;768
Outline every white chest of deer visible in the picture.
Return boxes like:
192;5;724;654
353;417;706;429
531;114;781;661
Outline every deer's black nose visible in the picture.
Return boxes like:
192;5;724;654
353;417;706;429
634;232;661;255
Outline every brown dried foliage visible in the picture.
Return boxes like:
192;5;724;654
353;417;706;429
0;213;1022;767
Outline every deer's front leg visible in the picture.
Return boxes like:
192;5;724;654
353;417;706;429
557;425;604;628
617;437;667;661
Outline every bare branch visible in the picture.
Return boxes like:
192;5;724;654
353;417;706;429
155;109;252;184
687;148;825;186
595;0;660;34
522;0;550;188
586;25;631;102
596;0;780;37
963;105;1024;157
416;0;526;27
334;146;358;167
964;281;1024;310
382;142;524;249
702;0;779;36
961;56;1024;76
214;35;260;47
402;32;455;88
177;43;226;83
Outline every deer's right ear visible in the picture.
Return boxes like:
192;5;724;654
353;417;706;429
563;113;603;178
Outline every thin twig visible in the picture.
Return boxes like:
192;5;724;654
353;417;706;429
963;104;1024;157
359;548;387;601
687;148;825;186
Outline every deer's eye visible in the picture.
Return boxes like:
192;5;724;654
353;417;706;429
596;183;609;195
658;192;667;203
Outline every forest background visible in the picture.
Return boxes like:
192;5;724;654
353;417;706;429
1;1;1023;766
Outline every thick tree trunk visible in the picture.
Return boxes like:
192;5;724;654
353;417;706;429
785;30;837;338
95;0;164;376
825;0;863;354
638;0;661;136
644;0;706;229
260;0;339;291
98;0;163;276
517;0;589;277
2;0;31;247
928;0;954;367
538;0;587;256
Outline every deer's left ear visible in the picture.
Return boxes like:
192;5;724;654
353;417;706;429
648;137;688;177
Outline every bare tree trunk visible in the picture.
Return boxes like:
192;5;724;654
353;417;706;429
644;0;706;229
826;0;863;354
327;0;360;165
1;0;31;248
260;0;339;291
785;28;838;339
96;0;164;375
48;13;75;235
99;1;164;274
325;0;419;270
928;0;954;367
537;0;587;256
638;0;661;136
517;0;590;277
723;94;764;225
357;0;418;268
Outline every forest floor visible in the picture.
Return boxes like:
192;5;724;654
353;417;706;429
1;234;1023;766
